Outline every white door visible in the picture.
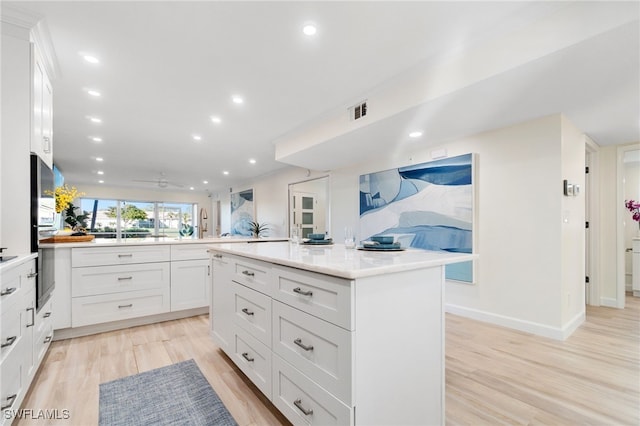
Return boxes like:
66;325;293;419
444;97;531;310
290;191;317;239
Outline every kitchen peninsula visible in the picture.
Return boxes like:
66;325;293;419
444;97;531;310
41;237;286;339
208;241;475;425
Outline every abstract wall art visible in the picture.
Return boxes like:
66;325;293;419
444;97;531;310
359;153;475;282
230;188;254;236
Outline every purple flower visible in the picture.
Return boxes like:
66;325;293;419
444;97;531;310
626;199;640;223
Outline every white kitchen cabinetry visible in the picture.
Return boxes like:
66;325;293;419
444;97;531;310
170;244;210;311
70;246;170;327
1;255;49;426
31;46;53;169
209;242;472;426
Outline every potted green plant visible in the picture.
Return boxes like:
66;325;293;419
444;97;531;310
248;221;269;238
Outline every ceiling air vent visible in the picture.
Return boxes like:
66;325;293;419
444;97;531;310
350;100;367;121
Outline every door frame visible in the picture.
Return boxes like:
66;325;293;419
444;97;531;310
585;136;600;306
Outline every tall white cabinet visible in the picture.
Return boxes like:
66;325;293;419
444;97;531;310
31;48;54;169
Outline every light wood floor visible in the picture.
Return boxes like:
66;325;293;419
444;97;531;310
17;295;639;426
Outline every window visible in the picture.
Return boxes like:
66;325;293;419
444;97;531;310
78;198;197;240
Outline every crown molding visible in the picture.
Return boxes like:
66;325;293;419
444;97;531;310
0;4;60;80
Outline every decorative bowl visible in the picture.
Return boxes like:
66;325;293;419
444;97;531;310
371;235;394;244
308;233;326;240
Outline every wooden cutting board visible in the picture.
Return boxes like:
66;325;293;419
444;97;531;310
40;235;95;243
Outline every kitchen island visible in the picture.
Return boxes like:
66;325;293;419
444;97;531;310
208;241;474;426
41;236;286;339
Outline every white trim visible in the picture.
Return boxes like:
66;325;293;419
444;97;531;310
31;19;59;80
585;136;600;306
445;303;583;341
600;297;618;308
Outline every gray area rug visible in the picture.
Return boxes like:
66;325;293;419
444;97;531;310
99;359;237;426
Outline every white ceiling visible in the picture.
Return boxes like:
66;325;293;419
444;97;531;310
3;1;639;193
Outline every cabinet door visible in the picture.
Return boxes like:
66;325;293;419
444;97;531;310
170;259;210;311
31;50;53;169
42;71;53;159
211;253;233;353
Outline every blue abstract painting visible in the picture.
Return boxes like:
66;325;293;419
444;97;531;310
230;189;254;236
359;153;474;282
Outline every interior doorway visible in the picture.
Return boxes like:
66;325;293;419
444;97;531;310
288;176;330;239
585;137;600;307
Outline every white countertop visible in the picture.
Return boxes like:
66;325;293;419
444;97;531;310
207;241;475;279
39;236;288;249
0;253;37;273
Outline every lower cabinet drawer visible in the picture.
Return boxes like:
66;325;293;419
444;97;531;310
231;327;272;400
72;262;170;297
272;301;352;405
0;347;24;419
232;282;272;347
272;355;352;426
34;319;53;366
0;304;22;363
71;288;170;327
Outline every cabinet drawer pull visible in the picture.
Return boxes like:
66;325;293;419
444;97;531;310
241;308;254;316
118;276;133;281
293;398;313;416
293;287;313;297
241;270;255;277
1;336;17;348
26;307;35;327
293;338;314;351
118;304;133;309
241;352;254;362
27;272;38;278
0;287;16;296
118;254;133;258
44;336;52;344
1;394;17;410
43;312;52;318
43;136;51;153
213;254;223;259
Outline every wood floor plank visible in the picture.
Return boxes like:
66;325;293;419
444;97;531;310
17;294;639;426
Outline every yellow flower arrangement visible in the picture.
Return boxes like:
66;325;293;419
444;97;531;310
51;184;85;213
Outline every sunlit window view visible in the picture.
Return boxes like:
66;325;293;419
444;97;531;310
78;199;197;240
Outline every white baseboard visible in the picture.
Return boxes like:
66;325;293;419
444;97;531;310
53;307;208;340
445;304;584;341
600;297;618;308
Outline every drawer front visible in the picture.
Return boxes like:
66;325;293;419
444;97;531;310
71;288;170;327
170;244;210;261
231;327;272;400
272;301;352;404
232;282;271;346
272;355;352;426
72;245;171;267
72;263;170;297
1;348;24;417
35;298;53;336
273;266;353;330
34;319;53;366
231;256;271;295
0;304;22;363
0;265;23;310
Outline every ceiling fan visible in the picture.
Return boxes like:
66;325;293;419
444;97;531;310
133;173;184;189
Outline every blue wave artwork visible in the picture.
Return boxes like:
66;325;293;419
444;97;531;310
230;189;254;236
359;153;474;282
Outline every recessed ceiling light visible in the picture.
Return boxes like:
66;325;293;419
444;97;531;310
98;180;104;184
83;55;99;64
192;135;202;141
97;170;104;175
249;159;256;164
302;24;317;36
409;131;423;138
189;187;195;191
232;96;244;104
89;117;102;123
203;180;208;184
96;157;104;162
210;116;222;124
87;89;101;97
223;171;229;175
91;137;102;142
